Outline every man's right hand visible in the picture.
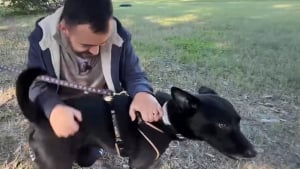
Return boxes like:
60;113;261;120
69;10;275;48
49;104;82;138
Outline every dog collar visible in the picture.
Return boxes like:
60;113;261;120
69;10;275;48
161;102;185;140
162;102;171;125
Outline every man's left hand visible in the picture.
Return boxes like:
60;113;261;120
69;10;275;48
129;92;163;122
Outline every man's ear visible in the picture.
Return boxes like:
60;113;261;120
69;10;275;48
58;20;70;37
171;87;198;110
198;86;218;95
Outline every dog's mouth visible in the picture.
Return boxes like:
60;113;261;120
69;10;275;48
221;150;257;161
221;152;238;160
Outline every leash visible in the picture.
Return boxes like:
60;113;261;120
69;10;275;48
0;64;127;157
0;65;113;96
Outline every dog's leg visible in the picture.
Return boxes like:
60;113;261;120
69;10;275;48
75;145;103;167
128;139;161;169
29;124;76;169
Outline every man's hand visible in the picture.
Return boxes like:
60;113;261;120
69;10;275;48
129;92;163;122
49;104;82;138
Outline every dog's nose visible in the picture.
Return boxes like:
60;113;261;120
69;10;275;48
243;149;257;158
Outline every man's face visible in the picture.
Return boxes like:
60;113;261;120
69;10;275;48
59;19;113;58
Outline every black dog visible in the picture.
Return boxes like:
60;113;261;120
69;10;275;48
16;68;256;169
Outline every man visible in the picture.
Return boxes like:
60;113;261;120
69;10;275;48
27;0;163;167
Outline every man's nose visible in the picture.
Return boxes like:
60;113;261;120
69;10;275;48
89;46;100;55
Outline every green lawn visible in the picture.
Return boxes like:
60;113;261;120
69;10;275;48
1;0;299;95
113;0;300;95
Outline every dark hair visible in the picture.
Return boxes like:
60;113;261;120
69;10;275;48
61;0;113;33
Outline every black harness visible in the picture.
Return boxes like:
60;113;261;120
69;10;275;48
0;65;185;159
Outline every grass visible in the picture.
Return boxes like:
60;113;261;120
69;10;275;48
113;0;300;96
0;0;300;169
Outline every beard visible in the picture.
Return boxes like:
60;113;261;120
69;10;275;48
74;51;99;58
65;37;100;58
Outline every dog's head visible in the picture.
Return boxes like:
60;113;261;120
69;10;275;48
167;86;257;159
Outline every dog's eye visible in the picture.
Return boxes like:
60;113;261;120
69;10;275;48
217;123;228;129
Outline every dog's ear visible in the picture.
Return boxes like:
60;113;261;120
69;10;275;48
171;87;198;110
198;86;218;95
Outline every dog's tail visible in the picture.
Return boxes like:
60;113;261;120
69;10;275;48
16;67;47;122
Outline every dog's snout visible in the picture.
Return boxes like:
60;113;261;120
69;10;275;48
243;149;257;158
